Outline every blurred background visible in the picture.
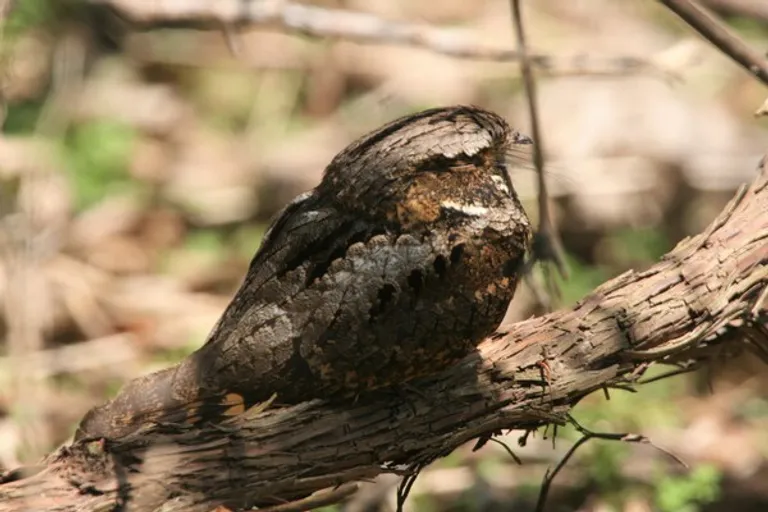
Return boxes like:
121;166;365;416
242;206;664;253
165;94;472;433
1;0;767;510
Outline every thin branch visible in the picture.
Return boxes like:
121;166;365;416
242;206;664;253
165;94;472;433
396;466;422;512
534;433;590;512
637;363;700;384
568;416;689;469
257;483;359;512
92;0;674;78
659;0;768;86
509;0;569;306
489;437;523;466
535;415;688;512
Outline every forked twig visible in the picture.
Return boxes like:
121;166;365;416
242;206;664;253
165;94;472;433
535;415;688;512
395;465;423;512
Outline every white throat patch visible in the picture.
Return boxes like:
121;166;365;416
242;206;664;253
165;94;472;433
440;201;489;217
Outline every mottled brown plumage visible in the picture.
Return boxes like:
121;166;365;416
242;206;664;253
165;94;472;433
75;105;532;441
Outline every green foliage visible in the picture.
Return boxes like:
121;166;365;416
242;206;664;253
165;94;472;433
157;228;226;279
184;228;227;254
411;492;439;512
517;480;543;503
232;224;267;260
313;506;341;512
655;465;722;512
561;365;693;508
103;376;128;400
153;345;197;366
588;442;630;491
573;367;686;433
3;101;45;134
62;120;138;210
176;224;266;261
3;0;54;38
734;396;768;422
190;68;261;132
604;227;670;267
3;0;99;40
727;16;768;39
552;253;608;306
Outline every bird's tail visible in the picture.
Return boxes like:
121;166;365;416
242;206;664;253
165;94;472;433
73;363;252;441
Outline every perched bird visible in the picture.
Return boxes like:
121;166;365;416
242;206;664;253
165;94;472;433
75;105;532;441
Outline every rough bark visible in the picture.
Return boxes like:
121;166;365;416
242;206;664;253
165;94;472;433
1;155;766;512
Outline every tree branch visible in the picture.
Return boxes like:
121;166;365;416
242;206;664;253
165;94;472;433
0;152;766;511
87;0;672;78
659;0;768;86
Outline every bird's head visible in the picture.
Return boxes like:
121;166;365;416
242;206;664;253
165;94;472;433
318;105;532;232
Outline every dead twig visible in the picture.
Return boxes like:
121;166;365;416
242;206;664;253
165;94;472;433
257;483;359;512
535;415;688;512
94;0;674;79
509;0;569;309
489;437;523;466
396;465;424;512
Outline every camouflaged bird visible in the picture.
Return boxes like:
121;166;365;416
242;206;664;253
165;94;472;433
75;105;533;441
